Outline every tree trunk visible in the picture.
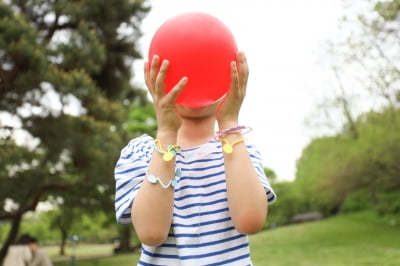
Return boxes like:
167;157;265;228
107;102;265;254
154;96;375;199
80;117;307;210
59;228;68;256
114;226;133;254
0;213;23;263
120;226;131;251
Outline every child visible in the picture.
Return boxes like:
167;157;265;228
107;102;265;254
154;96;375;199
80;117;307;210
28;237;53;266
115;51;276;265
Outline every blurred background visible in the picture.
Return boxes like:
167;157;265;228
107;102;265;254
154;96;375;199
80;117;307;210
0;0;399;265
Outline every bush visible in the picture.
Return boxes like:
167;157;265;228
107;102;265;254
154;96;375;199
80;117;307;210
340;188;373;213
376;190;400;215
265;182;310;228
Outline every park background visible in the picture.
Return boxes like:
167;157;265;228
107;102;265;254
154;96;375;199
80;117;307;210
0;0;400;265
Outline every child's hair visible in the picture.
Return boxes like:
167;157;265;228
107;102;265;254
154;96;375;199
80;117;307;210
16;233;32;244
29;237;38;244
16;233;38;244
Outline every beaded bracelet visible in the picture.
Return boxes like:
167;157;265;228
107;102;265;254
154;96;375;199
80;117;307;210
153;139;180;161
146;168;181;189
220;138;247;153
215;125;252;140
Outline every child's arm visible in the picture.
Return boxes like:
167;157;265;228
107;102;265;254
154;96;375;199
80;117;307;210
217;52;268;234
131;56;187;246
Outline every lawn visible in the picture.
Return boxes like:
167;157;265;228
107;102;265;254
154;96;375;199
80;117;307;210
250;211;400;266
47;244;114;258
52;253;139;266
52;211;400;265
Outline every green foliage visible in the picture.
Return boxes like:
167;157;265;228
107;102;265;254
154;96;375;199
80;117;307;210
124;100;157;138
374;0;400;21
60;212;117;243
19;209;118;244
0;223;11;244
0;4;48;111
295;135;357;214
376;190;400;217
340;188;372;213
266;182;306;226
56;21;106;74
293;107;400;216
19;212;59;244
263;167;277;183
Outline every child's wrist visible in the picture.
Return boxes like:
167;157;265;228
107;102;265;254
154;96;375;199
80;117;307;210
156;129;178;142
215;124;252;141
217;120;239;131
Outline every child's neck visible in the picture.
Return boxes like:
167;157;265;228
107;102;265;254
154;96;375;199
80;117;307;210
177;117;216;149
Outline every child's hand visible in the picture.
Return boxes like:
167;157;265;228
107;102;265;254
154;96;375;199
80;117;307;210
216;51;249;129
144;55;188;133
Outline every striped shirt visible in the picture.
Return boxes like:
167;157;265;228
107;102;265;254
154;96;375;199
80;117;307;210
115;134;276;265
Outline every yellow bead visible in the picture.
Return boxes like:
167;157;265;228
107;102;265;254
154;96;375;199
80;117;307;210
163;152;174;161
223;144;233;153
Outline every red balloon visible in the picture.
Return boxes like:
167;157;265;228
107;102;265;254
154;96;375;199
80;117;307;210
149;12;238;108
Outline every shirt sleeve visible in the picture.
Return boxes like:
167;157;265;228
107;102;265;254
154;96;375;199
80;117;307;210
114;135;154;224
246;142;277;204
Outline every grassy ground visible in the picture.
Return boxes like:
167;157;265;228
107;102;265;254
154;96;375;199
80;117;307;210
46;244;114;258
250;211;400;266
52;253;138;266
51;211;400;266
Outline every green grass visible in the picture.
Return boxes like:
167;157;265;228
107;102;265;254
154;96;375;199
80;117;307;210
48;244;139;266
52;211;400;266
52;253;138;266
46;244;114;257
250;211;400;266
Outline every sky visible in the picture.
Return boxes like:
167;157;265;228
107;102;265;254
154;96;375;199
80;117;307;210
132;0;346;181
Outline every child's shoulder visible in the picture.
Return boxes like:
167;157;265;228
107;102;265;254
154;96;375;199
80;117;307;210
128;134;154;145
120;134;154;156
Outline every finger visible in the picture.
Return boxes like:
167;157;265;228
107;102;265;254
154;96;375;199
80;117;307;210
144;61;153;94
155;59;169;98
229;60;239;97
149;55;160;90
237;52;249;91
165;76;188;103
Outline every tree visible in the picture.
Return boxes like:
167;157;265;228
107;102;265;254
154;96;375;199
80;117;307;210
264;167;277;183
307;0;400;141
295;135;358;214
266;181;306;226
327;0;399;114
0;0;150;262
296;0;400;214
298;107;400;213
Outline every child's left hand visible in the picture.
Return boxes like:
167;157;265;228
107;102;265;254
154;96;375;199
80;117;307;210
216;51;249;129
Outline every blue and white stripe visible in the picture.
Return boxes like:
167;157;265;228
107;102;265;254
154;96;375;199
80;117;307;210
115;134;276;265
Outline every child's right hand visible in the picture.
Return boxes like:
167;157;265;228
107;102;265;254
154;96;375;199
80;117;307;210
144;55;188;134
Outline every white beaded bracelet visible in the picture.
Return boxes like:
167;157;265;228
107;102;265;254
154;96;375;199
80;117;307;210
146;168;181;189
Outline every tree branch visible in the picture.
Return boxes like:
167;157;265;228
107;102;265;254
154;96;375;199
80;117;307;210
0;183;70;220
331;67;359;139
43;12;60;44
